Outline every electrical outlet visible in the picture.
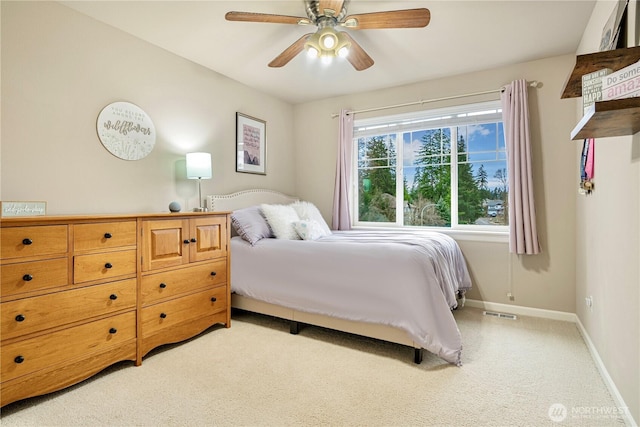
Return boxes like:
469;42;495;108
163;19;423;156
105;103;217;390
506;292;515;301
585;296;593;311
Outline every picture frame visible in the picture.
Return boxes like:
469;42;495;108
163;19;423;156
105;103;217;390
599;0;628;51
236;112;266;175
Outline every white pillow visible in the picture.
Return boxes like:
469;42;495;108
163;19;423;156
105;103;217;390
260;204;300;240
293;220;327;241
290;201;332;236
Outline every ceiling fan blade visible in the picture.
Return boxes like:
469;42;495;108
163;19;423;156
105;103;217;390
317;0;345;17
342;33;374;71
225;11;312;25
268;34;313;68
342;8;431;30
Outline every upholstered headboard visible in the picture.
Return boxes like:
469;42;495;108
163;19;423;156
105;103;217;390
207;189;298;212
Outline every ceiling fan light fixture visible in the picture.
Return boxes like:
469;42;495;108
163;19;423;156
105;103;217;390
304;26;351;62
320;32;336;49
306;46;319;58
334;30;350;58
321;55;333;65
304;31;321;58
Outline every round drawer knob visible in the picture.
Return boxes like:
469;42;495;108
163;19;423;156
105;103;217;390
22;238;33;245
190;238;197;243
109;294;118;300
160;313;167;319
15;314;25;322
210;297;217;302
14;355;25;364
183;239;190;245
210;272;217;277
104;263;113;269
159;283;167;289
109;328;117;334
22;274;33;282
104;232;113;239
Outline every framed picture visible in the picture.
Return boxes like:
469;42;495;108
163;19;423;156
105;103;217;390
236;112;266;175
599;0;628;51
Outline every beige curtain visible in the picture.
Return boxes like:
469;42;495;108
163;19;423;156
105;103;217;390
332;109;353;230
501;80;541;255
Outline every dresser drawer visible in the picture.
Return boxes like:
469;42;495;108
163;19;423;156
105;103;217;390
73;221;136;252
140;259;227;306
1;225;68;260
141;286;227;338
1;311;136;383
74;250;136;284
1;258;68;298
1;278;136;341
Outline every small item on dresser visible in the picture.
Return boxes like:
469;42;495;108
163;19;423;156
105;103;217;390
168;201;181;213
0;201;47;217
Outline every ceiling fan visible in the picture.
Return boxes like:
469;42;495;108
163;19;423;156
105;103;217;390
225;0;431;71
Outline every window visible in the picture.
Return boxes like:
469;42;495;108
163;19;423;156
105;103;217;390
354;101;508;231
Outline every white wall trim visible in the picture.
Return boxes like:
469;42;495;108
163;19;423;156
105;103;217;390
464;299;637;426
574;315;638;427
464;299;576;322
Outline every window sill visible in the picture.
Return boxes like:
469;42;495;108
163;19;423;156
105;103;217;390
351;225;509;243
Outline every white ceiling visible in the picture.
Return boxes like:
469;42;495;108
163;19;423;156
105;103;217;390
60;1;596;104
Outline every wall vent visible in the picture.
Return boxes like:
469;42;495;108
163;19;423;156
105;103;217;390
483;310;517;320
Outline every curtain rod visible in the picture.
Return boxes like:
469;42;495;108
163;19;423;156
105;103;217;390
330;80;541;118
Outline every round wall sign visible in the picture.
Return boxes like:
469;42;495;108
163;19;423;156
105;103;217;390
96;101;156;160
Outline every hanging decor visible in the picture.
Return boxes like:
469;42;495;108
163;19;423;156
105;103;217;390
96;101;156;161
580;138;595;195
235;112;266;175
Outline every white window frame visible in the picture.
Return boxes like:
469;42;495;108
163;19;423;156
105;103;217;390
351;100;509;241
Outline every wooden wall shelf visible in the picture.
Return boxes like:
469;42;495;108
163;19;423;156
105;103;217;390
562;46;640;140
561;46;640;99
571;98;640;140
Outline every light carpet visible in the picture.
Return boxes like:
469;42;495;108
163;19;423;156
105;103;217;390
0;307;626;426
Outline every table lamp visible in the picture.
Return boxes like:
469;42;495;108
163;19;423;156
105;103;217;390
186;152;212;212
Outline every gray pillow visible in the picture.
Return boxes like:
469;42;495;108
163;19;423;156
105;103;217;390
231;206;273;245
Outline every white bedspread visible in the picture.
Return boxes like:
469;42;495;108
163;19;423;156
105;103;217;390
231;230;472;365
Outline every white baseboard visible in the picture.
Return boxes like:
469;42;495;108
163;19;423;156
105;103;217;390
464;299;575;322
464;299;637;427
574;316;638;427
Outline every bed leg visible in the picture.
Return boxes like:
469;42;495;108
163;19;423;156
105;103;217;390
290;321;300;335
414;348;423;364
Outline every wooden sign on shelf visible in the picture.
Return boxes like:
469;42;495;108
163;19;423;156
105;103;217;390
582;68;612;115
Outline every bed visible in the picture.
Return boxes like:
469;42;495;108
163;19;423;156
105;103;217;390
207;189;471;366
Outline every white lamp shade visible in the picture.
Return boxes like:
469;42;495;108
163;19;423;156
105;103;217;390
186;152;212;179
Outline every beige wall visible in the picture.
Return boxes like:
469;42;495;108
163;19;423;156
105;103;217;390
294;55;578;313
575;0;640;423
1;1;296;214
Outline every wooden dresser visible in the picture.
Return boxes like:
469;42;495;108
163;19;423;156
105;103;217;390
0;212;230;407
138;216;229;362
